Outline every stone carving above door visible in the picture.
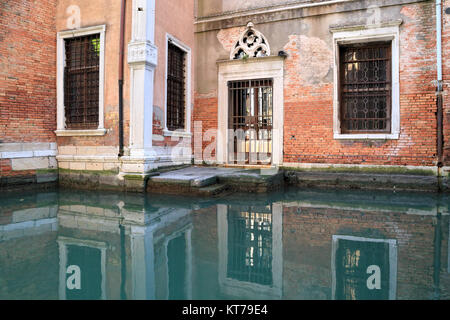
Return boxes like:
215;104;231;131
230;22;271;60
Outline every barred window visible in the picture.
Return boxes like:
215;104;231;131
167;42;186;131
64;34;100;129
227;206;273;286
339;42;392;133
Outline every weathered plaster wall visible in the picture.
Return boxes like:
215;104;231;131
55;0;132;157
194;0;441;167
196;0;329;18
153;0;195;147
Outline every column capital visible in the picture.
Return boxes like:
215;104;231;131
128;41;158;67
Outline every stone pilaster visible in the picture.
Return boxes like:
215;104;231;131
122;0;158;174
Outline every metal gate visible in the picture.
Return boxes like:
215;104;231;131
228;79;273;165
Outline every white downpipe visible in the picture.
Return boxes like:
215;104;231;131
437;0;443;91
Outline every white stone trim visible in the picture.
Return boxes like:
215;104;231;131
164;33;192;136
0;217;58;241
56;25;106;133
162;130;193;138
55;129;107;137
217;56;284;165
127;0;157;161
56;155;119;162
331;23;401;140
0;150;56;159
331;235;397;300
163;225;193;300
130;225;157;300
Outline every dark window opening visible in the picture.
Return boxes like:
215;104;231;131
66;245;102;300
64;34;100;129
167;234;187;300
339;42;392;133
167;43;186;131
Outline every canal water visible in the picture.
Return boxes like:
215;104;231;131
0;187;449;300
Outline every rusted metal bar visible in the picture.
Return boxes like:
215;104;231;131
118;0;126;157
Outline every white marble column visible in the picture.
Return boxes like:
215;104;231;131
127;0;158;165
130;225;156;300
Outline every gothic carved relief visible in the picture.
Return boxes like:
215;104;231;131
230;22;271;60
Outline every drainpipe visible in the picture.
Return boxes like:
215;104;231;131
118;0;127;157
436;0;444;190
432;209;442;300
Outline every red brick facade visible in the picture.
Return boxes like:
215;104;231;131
0;0;57;178
0;0;57;144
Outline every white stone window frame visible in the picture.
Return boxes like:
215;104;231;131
217;56;284;166
331;23;401;140
56;25;107;137
57;236;107;300
331;235;398;300
163;33;192;139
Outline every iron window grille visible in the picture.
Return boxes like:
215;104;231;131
339;42;392;133
64;34;100;129
227;206;273;286
167;43;186;131
228;79;273;164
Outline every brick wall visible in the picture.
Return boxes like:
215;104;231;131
189;203;448;300
282;205;446;300
193;92;218;163
0;0;57;179
0;0;57;144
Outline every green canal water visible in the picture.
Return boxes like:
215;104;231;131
0;187;449;300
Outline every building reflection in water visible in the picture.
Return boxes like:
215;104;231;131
217;203;283;299
56;192;193;300
57;237;106;300
1;189;450;300
331;235;397;300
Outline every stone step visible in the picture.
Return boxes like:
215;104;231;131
196;183;229;196
149;172;218;188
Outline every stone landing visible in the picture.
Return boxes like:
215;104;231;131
146;166;284;196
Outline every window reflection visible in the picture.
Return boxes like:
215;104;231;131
333;236;396;300
227;207;273;286
218;204;282;299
